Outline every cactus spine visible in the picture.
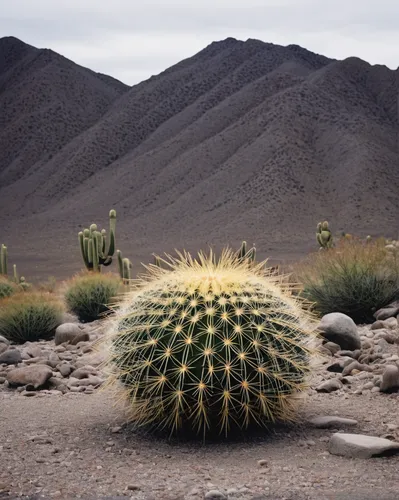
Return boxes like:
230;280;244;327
0;244;7;275
79;210;116;272
316;221;333;249
104;248;316;438
117;250;132;284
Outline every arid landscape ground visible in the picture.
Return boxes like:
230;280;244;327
0;36;398;280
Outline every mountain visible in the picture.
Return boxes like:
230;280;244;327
0;36;398;280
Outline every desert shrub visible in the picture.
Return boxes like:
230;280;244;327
65;273;121;322
0;276;16;299
37;276;57;293
103;249;316;438
0;292;64;343
296;238;399;324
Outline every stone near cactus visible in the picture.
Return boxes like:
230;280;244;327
7;365;53;389
54;323;83;345
317;313;361;351
0;348;22;365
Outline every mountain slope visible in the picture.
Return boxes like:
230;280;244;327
0;36;398;279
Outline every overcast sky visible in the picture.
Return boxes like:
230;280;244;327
1;0;398;85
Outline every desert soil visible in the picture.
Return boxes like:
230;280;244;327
1;384;399;500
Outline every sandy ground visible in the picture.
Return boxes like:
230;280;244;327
1;388;399;500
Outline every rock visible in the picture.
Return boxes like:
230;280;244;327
329;433;399;458
342;361;372;377
57;363;74;377
70;332;90;345
315;379;342;393
380;365;399;393
70;366;98;379
337;349;360;360
0;343;8;355
7;365;53;388
376;338;391;353
374;302;399;321
69;376;103;387
323;342;341;355
205;491;227;500
371;320;386;330
382;317;398;329
327;357;354;373
24;345;43;358
75;352;105;368
373;330;398;344
24;356;48;365
318;313;361;351
54;323;82;345
0;349;22;365
48;352;61;368
0;335;10;345
310;416;358;428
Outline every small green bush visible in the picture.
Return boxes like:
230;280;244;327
0;293;64;343
65;273;121;322
0;276;16;299
297;238;399;324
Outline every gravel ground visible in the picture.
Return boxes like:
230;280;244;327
1;388;399;500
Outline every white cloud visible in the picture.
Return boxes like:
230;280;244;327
1;0;398;84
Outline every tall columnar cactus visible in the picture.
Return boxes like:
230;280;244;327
117;250;132;284
316;221;333;249
104;248;316;438
0;244;7;275
236;241;256;264
79;210;116;272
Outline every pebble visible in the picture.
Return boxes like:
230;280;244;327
205;491;227;499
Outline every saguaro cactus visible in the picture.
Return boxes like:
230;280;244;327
79;210;116;272
316;221;333;249
236;241;256;265
0;244;7;275
117;250;132;284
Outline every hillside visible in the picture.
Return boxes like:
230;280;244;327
0;36;398;279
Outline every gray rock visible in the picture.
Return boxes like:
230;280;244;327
23;345;43;358
373;330;398;344
315;379;343;393
329;433;399;458
57;363;74;377
0;349;22;365
376;338;391;353
54;323;82;345
342;361;372;377
70;332;90;345
380;365;399;393
48;352;61;368
69;375;103;387
323;341;341;355
0;343;8;355
205;491;227;500
337;349;360;359
0;335;10;345
327;357;354;373
310;416;358;428
382;317;398;329
371;320;386;330
70;365;98;379
7;365;53;388
318;313;361;351
374;302;399;321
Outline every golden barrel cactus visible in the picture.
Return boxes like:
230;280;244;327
103;249;316;438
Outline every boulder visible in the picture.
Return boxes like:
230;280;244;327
315;379;342;393
310;416;358;428
54;323;82;345
374;301;399;321
380;365;399;393
0;349;22;365
7;365;53;388
317;313;361;351
70;366;98;379
329;433;399;458
0;343;8;355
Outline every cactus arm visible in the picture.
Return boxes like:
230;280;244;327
117;250;123;278
79;232;90;270
0;244;7;275
13;264;18;283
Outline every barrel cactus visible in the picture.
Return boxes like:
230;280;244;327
103;249;316;438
